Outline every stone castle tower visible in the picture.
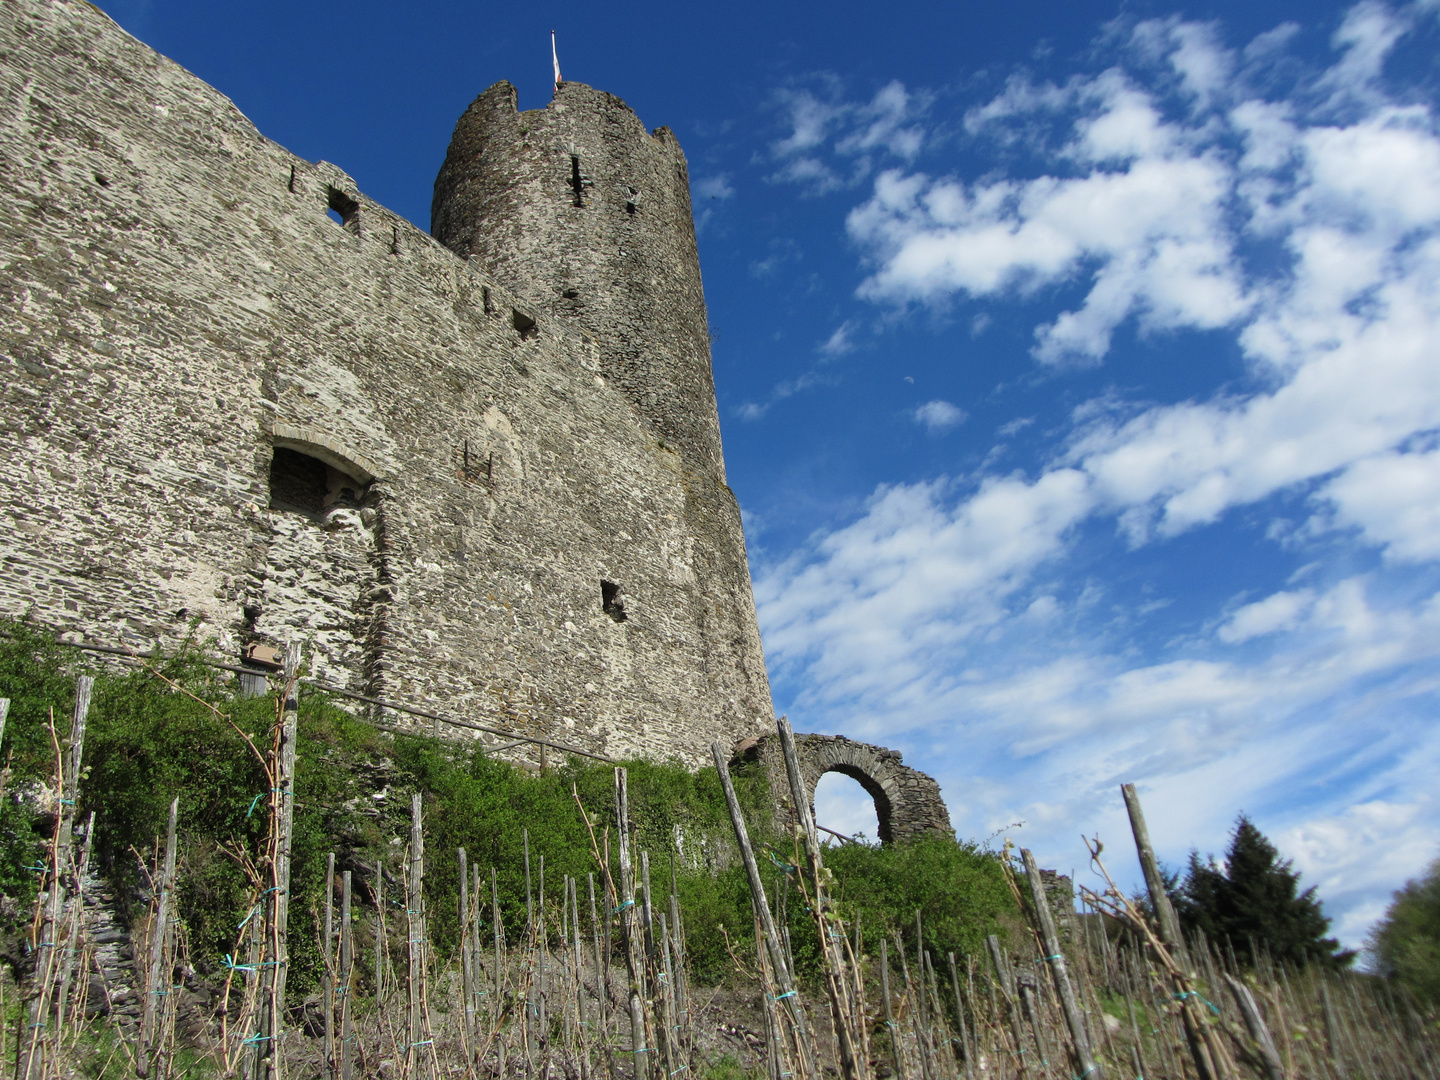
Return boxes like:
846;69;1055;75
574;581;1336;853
0;0;775;766
433;81;725;484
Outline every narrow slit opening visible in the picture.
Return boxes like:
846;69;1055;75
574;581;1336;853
601;580;627;622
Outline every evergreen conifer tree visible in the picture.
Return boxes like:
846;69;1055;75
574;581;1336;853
1174;814;1353;969
1368;855;1440;1004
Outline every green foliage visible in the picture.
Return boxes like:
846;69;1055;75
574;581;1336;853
0;620;1020;998
1368;853;1440;1005
0;621;80;918
0;618;79;778
1175;814;1353;969
824;834;1019;962
697;1054;762;1080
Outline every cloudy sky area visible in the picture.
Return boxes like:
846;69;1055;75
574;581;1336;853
96;0;1440;949
745;1;1440;949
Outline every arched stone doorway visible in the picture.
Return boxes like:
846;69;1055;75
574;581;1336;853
733;732;952;845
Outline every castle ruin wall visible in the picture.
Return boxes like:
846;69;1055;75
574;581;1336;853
0;0;774;766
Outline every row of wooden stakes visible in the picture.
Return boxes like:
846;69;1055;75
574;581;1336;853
4;674;1438;1080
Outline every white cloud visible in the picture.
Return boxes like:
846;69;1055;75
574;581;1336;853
835;80;927;160
912;400;967;433
848;132;1249;364
757;470;1093;699
1218;589;1315;643
814;772;882;843
693;174;734;201
1322;446;1440;561
767;78;929;194
735;369;834;421
1281;797;1440;947
1134;18;1235;105
820;321;858;356
755;2;1440;944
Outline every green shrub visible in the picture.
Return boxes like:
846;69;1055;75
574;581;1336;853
0;618;1020;996
1369;854;1440;1005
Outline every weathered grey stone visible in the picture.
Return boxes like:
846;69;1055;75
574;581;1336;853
739;732;953;845
0;1;960;842
0;0;774;765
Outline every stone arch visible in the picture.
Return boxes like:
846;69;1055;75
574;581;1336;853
269;422;382;484
736;732;952;845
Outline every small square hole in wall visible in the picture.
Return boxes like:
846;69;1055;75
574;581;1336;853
512;308;538;340
327;187;360;231
601;580;627;622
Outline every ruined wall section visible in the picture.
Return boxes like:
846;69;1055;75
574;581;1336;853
0;0;774;765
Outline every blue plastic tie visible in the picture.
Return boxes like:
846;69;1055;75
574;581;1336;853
1174;991;1220;1016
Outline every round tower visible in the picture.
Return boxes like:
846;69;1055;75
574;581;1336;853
432;81;725;480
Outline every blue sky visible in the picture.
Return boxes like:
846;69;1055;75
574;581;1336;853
94;0;1440;948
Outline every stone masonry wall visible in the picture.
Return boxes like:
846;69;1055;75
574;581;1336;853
740;733;953;845
0;0;775;766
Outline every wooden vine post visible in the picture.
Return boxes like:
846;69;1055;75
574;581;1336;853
23;675;91;1080
458;847;476;1052
407;792;435;1080
1120;783;1227;1080
709;741;817;1079
879;938;905;1080
258;644;300;1080
613;768;651;1080
1019;847;1101;1079
339;870;355;1080
323;852;336;1080
775;715;867;1080
139;797;180;1078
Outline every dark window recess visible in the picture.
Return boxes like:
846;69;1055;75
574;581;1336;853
601;580;627;622
269;447;328;517
513;308;538;340
624;186;640;214
570;155;585;206
460;440;494;485
327;187;360;231
482;286;494;315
